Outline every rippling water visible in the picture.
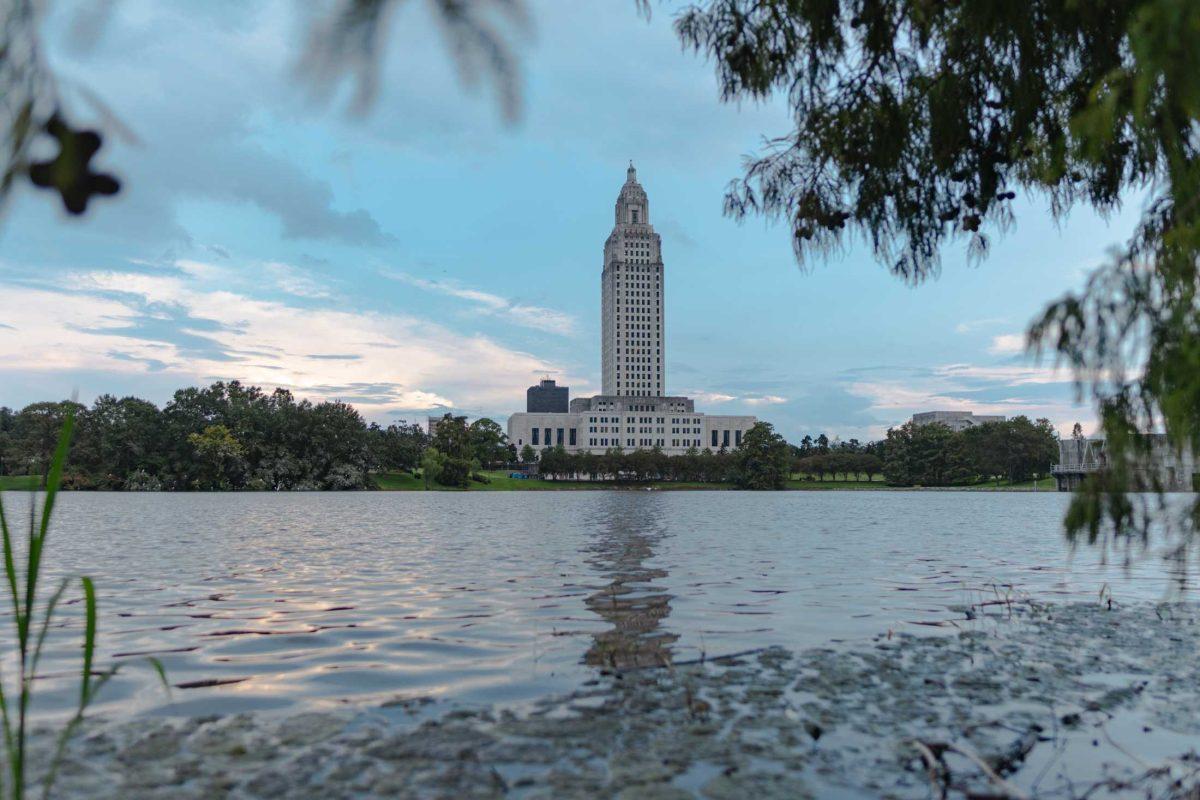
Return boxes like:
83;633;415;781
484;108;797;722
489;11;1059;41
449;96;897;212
1;490;1187;721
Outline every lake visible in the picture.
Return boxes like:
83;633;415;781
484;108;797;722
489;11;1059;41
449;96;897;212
3;490;1186;721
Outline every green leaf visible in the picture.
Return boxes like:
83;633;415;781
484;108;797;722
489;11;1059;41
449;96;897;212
80;577;96;706
30;579;69;677
145;657;171;697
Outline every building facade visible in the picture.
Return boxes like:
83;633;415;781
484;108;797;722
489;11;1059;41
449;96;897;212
1052;435;1198;492
911;410;1005;433
526;379;569;413
602;163;664;397
507;165;758;456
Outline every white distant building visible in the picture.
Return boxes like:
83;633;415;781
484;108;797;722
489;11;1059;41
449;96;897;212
507;164;757;454
911;410;1005;433
1052;435;1198;492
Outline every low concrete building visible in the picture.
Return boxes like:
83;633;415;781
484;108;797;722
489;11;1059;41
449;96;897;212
1052;435;1198;492
911;411;1005;433
526;379;569;413
508;395;755;454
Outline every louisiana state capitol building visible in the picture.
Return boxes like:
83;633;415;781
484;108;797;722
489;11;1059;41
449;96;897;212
506;165;757;455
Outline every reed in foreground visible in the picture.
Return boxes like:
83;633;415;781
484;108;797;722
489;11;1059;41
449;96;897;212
0;413;162;799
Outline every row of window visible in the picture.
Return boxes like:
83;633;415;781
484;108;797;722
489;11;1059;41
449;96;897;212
711;430;742;448
530;427;578;447
519;432;745;451
588;438;667;448
557;432;744;448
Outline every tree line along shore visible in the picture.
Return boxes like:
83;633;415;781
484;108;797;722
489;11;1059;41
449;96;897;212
0;381;1061;492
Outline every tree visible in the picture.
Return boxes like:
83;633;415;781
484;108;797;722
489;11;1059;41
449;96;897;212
962;423;1008;486
429;414;473;487
678;0;1200;554
468;418;508;468
519;444;537;465
11;401;86;479
855;453;883;481
0;381;414;491
73;395;162;489
373;422;428;473
883;422;968;487
732;422;791;490
436;455;472;488
420;447;445;490
187;424;244;490
0;407;15;475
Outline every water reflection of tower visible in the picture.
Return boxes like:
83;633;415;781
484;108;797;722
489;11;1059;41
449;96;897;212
582;495;677;669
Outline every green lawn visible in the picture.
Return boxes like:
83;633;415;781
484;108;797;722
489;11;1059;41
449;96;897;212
373;470;598;491
0;475;40;491
959;476;1058;491
784;476;885;490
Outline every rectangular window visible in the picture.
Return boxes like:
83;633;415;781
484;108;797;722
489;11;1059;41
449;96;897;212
723;430;730;448
557;428;564;445
532;428;540;446
735;430;743;447
544;428;551;447
711;430;718;447
569;429;577;446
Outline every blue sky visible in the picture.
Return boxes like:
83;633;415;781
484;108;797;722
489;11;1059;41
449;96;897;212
0;1;1140;440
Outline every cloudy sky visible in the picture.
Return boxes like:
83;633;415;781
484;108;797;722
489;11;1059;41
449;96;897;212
0;1;1141;440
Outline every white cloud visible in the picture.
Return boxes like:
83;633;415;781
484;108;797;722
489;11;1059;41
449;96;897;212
954;317;1009;334
689;391;737;404
263;262;332;300
846;360;1088;437
175;258;335;301
743;395;788;406
383;270;577;335
939;362;1066;386
0;270;576;417
987;333;1026;355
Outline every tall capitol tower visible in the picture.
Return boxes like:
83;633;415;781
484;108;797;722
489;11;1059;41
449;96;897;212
601;163;664;397
505;164;757;456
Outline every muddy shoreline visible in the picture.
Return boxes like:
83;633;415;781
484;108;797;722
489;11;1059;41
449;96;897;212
29;601;1200;798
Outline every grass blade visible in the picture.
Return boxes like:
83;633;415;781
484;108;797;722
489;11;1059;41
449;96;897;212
37;411;73;544
0;495;17;779
30;579;69;678
145;657;171;698
80;577;96;706
22;411;73;650
0;494;21;629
